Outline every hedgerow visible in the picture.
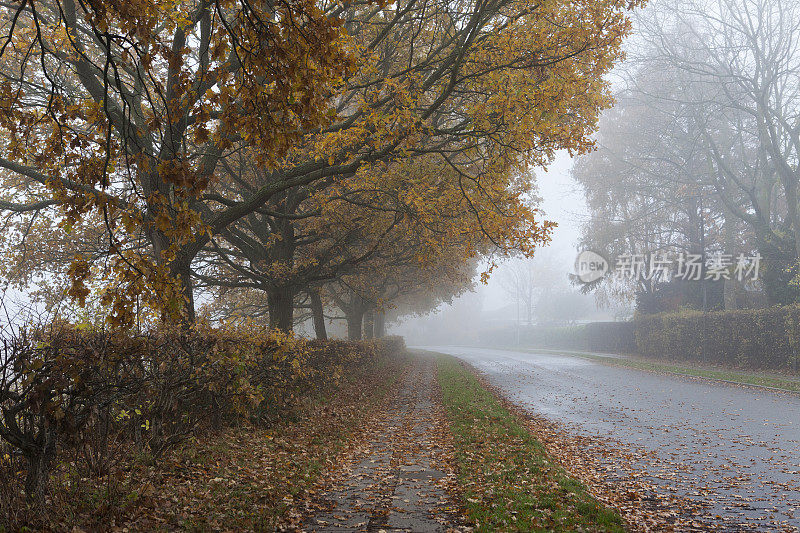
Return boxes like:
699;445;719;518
0;322;404;512
634;306;800;370
479;322;636;353
490;307;800;372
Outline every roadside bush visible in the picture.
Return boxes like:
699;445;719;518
584;321;636;353
634;306;800;370
522;325;589;349
0;328;130;503
375;335;406;356
252;335;404;422
0;321;403;514
479;323;636;352
0;324;263;502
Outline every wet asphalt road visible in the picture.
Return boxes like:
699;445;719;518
421;346;800;530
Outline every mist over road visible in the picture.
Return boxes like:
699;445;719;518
421;346;800;530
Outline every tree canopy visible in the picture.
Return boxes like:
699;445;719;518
0;0;639;331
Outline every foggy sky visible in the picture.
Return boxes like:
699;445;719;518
479;151;587;312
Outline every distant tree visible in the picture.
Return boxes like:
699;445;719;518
504;253;576;324
576;0;800;306
637;0;800;303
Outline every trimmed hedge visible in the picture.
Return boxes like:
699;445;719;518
634;307;800;370
485;307;800;372
479;323;635;353
585;321;636;353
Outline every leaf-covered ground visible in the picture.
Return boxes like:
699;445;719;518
303;357;467;532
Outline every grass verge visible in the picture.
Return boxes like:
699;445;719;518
524;348;800;394
436;354;625;532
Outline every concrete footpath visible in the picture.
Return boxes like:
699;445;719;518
304;358;467;532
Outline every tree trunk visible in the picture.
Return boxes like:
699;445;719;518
526;296;533;326
364;310;375;339
347;312;363;340
173;262;196;325
374;309;386;337
24;426;56;503
722;209;737;310
268;287;295;332
309;289;327;340
152;223;197;326
780;175;800;263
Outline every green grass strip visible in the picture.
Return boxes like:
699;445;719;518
436;355;625;533
524;348;800;394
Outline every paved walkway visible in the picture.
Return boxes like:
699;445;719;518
304;359;464;532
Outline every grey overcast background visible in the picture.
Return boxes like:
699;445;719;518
483;152;586;311
393;150;617;342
